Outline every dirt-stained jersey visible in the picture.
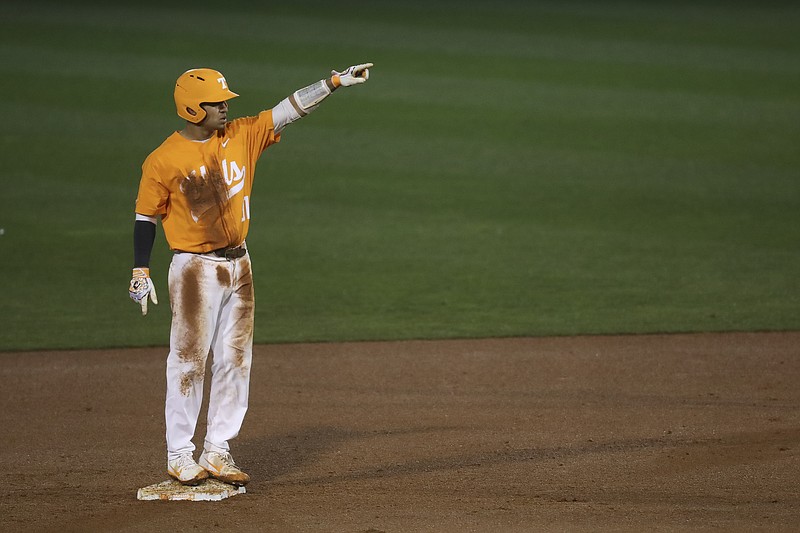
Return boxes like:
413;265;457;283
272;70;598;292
135;110;280;253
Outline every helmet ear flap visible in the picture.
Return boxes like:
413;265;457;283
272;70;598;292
179;103;205;124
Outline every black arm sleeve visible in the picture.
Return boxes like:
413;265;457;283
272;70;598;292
133;219;157;268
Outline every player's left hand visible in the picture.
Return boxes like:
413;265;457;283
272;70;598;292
129;267;158;316
332;63;373;87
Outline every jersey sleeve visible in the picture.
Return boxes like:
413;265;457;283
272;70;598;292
229;110;281;159
134;155;169;217
252;109;281;153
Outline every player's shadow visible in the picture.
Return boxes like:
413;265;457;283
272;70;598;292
235;425;454;485
240;426;662;487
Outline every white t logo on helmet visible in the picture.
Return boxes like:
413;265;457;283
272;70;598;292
217;77;229;90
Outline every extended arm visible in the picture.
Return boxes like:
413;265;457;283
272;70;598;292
129;214;159;315
271;62;373;133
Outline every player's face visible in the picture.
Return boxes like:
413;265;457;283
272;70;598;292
201;101;229;131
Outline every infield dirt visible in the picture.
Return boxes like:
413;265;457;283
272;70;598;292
2;332;798;532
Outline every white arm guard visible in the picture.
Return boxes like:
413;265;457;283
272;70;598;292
272;79;337;132
288;78;338;116
294;79;336;110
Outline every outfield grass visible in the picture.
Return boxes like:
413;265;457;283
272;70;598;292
1;1;798;350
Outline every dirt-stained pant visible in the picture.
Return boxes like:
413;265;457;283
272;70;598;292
164;251;254;461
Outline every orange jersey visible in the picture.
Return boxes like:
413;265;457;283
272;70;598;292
135;110;280;253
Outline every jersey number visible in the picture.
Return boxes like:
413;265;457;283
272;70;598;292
241;195;250;222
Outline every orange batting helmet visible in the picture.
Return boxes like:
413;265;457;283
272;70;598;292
174;68;239;123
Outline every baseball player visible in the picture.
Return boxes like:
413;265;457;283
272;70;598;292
129;63;373;486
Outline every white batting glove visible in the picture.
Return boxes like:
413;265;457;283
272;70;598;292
332;63;373;87
129;267;158;316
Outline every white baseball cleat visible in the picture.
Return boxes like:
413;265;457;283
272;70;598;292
167;453;209;486
199;450;250;486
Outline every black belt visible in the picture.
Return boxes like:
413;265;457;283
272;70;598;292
176;245;247;259
212;245;247;259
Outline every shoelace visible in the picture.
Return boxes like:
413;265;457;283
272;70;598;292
216;452;237;468
173;454;198;471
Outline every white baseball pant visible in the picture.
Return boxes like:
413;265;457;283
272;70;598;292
164;250;254;460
